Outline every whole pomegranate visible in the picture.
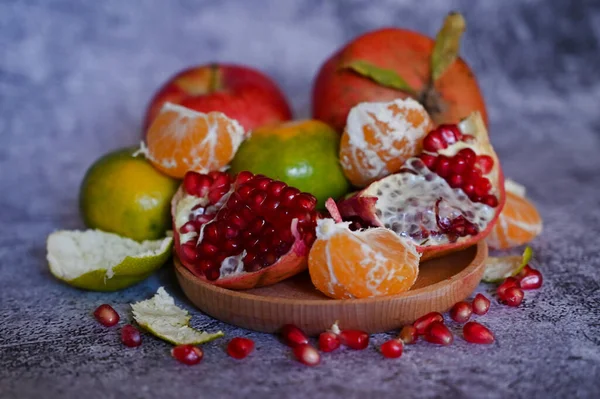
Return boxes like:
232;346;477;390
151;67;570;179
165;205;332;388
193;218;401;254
337;112;504;260
171;171;318;289
312;12;487;133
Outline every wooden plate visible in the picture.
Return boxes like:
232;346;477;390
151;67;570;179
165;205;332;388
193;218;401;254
175;241;487;335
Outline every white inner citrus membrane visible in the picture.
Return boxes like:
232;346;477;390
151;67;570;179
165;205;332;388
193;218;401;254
46;230;172;281
131;287;223;345
341;98;430;181
364;158;495;246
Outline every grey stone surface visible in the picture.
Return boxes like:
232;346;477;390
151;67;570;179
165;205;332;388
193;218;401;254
1;0;599;398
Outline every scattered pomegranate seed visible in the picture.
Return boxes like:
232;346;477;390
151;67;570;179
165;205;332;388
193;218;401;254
472;294;491;315
339;329;369;350
121;324;141;347
227;337;255;359
501;287;524;307
293;344;321;366
318;331;341;353
399;325;418;344
413;312;444;335
93;304;119;327
171;345;204;365
280;324;308;348
449;301;473;323
463;322;495;344
497;277;520;297
380;339;404;359
424;321;453;345
518;265;543;290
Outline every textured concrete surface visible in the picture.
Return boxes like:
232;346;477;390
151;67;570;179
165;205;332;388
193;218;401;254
1;0;600;398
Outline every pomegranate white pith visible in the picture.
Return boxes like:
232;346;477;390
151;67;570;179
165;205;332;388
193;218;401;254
172;171;318;289
338;112;505;259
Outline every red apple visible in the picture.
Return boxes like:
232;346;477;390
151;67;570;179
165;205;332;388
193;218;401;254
143;64;292;134
312;13;488;133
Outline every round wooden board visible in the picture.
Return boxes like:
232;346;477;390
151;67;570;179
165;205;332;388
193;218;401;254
175;241;488;335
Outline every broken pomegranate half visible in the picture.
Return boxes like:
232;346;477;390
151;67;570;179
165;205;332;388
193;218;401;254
337;112;505;260
171;171;318;290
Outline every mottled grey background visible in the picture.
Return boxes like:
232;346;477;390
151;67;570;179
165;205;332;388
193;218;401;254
1;0;599;398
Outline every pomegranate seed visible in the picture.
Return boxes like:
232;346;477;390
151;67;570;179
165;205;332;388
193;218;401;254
424;321;453;345
435;156;452;177
463;321;495;344
180;242;199;262
237;184;254;199
318;331;341;352
380;339;404;359
293;344;321;366
280;324;308;347
419;153;437;169
437;124;462;144
413;312;444;335
252;176;271;190
227;337;255;359
472;294;491;315
497;277;520;297
179;221;198;234
450;157;467;174
339;329;369;350
267;181;287;197
183;172;204;196
501;287;524;307
199;242;219;256
423;130;447;152
197;259;214;274
448;174;463;188
212;173;230;188
457;148;476;165
476;155;494;174
203;223;220;242
208;187;226;204
482;194;499;207
235;171;254;185
462;183;475;196
519;266;543;290
121;324;141;347
294;193;317;211
280;187;300;207
171;344;204;365
474;177;492;197
399;325;418;344
449;301;472;323
93;304;119;327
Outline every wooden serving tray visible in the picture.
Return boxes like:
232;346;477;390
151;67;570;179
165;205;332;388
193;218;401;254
175;241;487;335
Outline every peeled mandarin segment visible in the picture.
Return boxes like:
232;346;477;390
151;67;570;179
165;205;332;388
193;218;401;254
145;102;245;179
308;219;419;299
340;98;433;187
486;191;542;249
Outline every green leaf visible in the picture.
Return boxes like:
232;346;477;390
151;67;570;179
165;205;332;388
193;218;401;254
342;60;416;95
521;246;533;268
430;12;466;81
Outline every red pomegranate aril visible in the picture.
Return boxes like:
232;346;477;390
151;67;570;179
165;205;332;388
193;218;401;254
497;277;520;297
280;324;309;347
223;239;241;253
413;312;444;335
463;322;495;344
472;293;491;315
293;344;321;366
449;301;473;323
294;194;317;211
121;324;141;347
235;171;254;185
462;182;476;196
197;259;214;274
457;148;476;166
199;242;219;257
227;337;255;359
399;325;418;344
450;157;467;174
438;124;462;144
339;329;369;350
474;177;492;197
482;194;499;208
180;242;199;262
519;266;543;290
252;176;271;190
179;221;199;235
380;339;404;359
267;181;287;197
280;187;300;207
212;173;231;188
502;287;524;307
424;321;453;345
237;184;254;199
419;153;438;170
184;172;210;196
205;267;221;281
249;191;268;211
423;130;447;152
208;188;226;204
224;226;239;239
93;304;119;327
262;198;281;213
171;344;203;365
476;155;494;174
435;156;452;178
448;174;463;188
318;331;341;352
203;223;220;242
